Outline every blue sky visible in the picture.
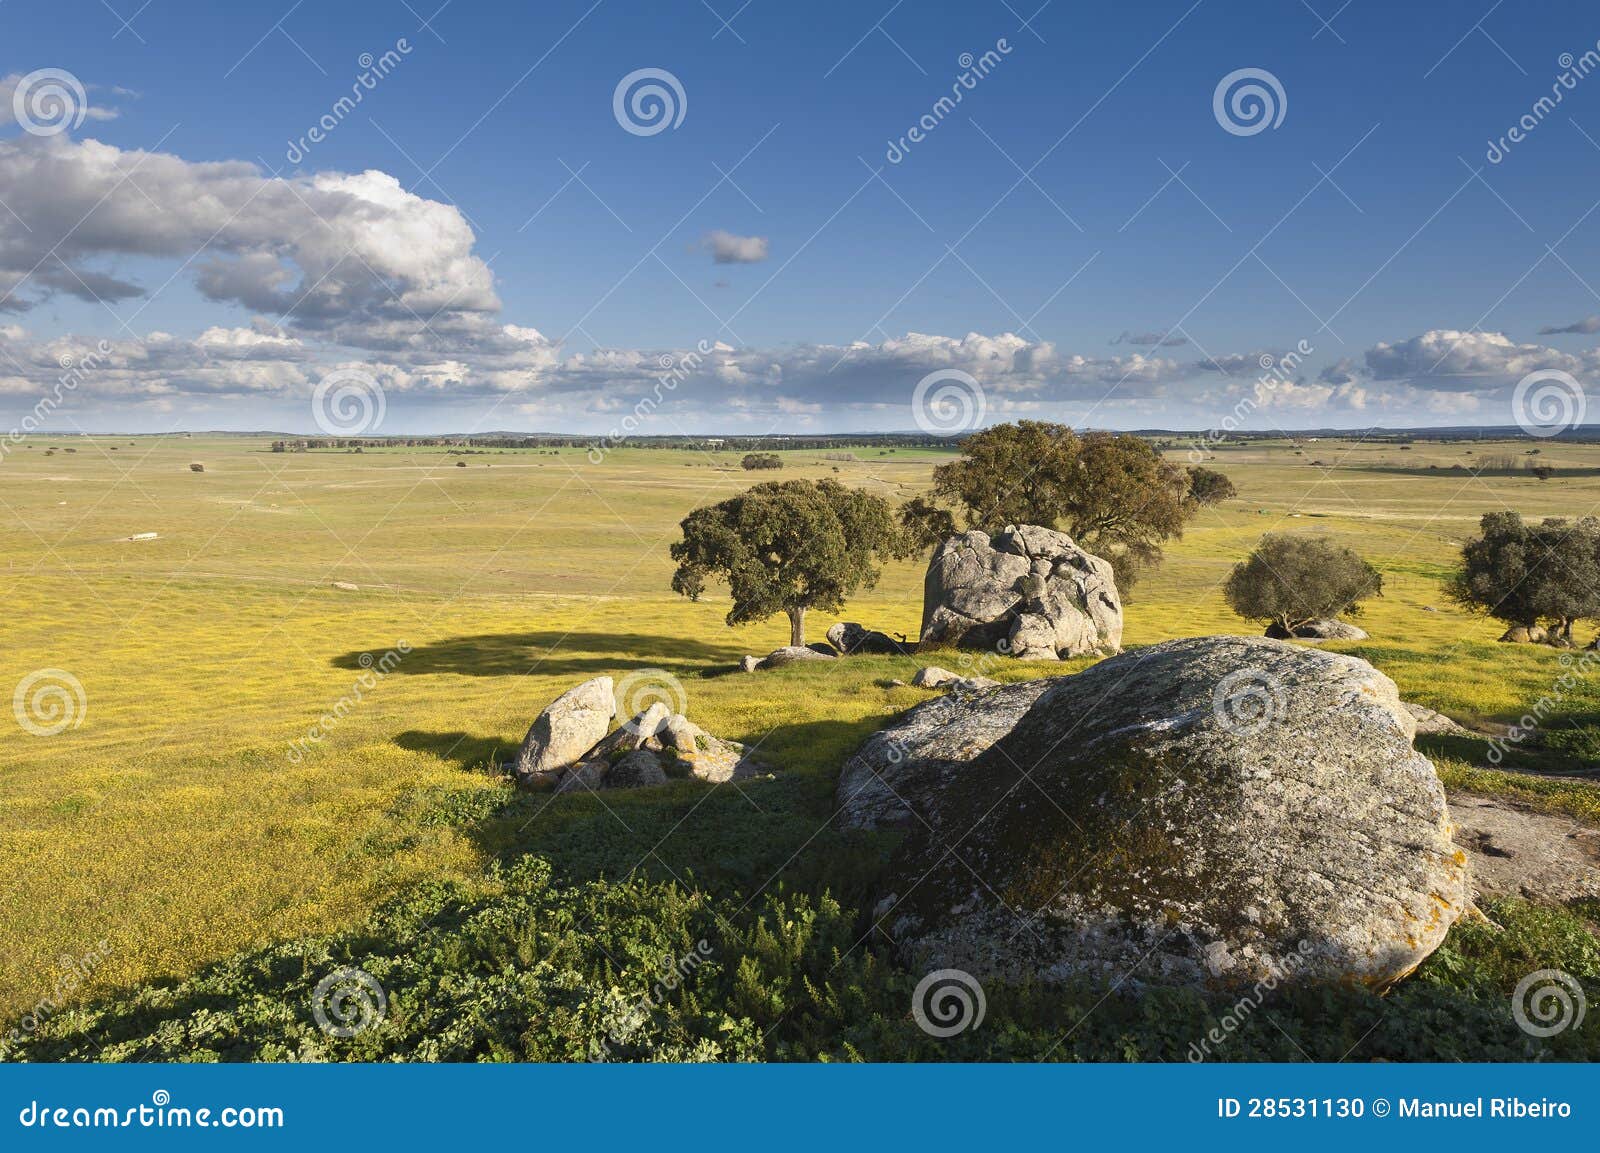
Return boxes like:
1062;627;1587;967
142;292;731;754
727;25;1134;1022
3;0;1600;434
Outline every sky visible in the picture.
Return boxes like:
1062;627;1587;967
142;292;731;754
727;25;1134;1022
3;0;1600;436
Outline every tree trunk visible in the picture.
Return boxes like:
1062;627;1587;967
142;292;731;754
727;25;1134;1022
787;606;807;648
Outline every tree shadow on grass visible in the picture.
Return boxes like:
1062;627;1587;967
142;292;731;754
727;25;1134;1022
332;631;748;679
393;729;510;772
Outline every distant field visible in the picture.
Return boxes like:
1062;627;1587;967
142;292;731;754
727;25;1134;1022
4;432;1600;1017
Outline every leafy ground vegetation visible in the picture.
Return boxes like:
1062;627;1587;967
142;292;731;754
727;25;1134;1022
2;434;1598;1060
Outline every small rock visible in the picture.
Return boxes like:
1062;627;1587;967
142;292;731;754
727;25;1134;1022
127;532;158;541
912;666;957;688
659;713;705;752
1404;701;1471;737
1500;625;1551;644
554;761;607;794
1265;619;1369;641
739;655;760;673
587;702;672;760
607;749;669;789
332;581;359;592
755;646;836;670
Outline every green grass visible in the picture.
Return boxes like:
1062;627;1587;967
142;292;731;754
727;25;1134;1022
3;433;1600;1059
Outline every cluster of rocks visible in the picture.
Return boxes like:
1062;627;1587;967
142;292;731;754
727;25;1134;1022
509;675;758;792
1265;618;1368;641
839;635;1469;990
920;525;1123;659
1499;624;1582;648
827;621;911;656
737;622;914;673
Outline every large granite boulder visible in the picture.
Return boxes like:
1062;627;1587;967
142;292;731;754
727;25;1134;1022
920;526;1122;660
838;636;1468;989
513;676;616;780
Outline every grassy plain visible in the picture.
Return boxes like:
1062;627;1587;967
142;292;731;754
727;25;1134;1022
3;431;1599;1054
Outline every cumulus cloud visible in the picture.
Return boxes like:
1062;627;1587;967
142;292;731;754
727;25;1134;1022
1538;315;1600;335
1362;329;1599;385
702;229;769;264
0;135;498;341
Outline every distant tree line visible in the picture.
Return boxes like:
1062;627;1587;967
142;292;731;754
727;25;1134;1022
270;433;963;453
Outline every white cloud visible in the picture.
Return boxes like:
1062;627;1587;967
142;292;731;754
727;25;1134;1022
0;72;121;131
702;229;769;264
1363;329;1599;385
0;136;498;337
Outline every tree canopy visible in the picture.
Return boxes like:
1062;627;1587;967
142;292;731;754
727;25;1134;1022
670;479;904;647
921;421;1198;587
1186;465;1237;506
1448;511;1600;641
1223;534;1383;632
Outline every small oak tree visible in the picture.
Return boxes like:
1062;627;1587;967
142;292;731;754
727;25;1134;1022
1224;534;1383;633
670;479;903;648
1448;511;1600;642
1186;465;1237;506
